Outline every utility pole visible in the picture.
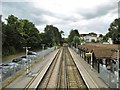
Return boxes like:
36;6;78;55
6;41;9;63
23;47;31;75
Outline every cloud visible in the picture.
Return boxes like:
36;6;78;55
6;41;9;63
0;2;2;15
1;0;119;37
1;0;34;2
2;2;52;25
79;3;117;20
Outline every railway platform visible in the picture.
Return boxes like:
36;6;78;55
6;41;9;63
68;47;109;89
3;49;59;89
3;47;110;89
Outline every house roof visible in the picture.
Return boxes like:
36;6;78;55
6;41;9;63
89;32;97;36
92;48;112;58
80;32;97;37
111;52;120;59
78;44;120;59
86;43;120;50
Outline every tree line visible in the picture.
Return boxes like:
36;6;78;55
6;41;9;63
2;15;63;56
2;15;119;56
103;18;120;44
67;18;120;45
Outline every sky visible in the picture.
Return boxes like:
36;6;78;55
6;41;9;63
1;0;119;37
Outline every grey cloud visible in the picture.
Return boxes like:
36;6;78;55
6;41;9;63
1;1;117;36
2;2;81;26
85;22;109;34
47;14;81;25
118;1;120;17
2;0;29;2
2;2;53;25
79;3;117;20
57;15;80;22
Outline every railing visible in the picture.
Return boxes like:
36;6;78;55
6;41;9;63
1;47;55;83
100;64;119;88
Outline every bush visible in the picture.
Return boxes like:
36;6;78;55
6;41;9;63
9;46;16;54
2;46;16;57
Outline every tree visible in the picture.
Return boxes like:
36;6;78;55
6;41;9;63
2;15;63;57
44;25;62;46
99;34;103;37
21;19;40;48
63;38;68;43
60;30;64;36
68;29;80;45
2;15;42;56
2;15;24;56
104;18;120;44
73;36;80;47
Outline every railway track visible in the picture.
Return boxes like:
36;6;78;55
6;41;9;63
57;47;67;89
65;47;87;89
24;49;60;90
36;47;88;89
36;48;63;89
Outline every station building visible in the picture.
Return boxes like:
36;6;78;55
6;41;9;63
78;44;120;88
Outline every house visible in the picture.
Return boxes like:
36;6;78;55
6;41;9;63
80;32;97;43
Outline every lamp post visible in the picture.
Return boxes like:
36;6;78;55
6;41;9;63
86;52;93;70
42;44;45;60
23;47;31;75
91;53;93;70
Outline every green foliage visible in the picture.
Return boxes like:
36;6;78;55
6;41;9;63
104;18;120;44
68;29;80;46
60;30;64;36
68;29;79;42
44;25;63;46
63;38;68;43
2;15;63;56
99;34;103;37
73;36;80;47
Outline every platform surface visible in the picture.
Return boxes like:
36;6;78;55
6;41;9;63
4;49;59;89
68;47;109;89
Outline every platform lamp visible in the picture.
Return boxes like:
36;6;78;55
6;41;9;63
23;47;31;75
86;52;93;70
42;44;45;60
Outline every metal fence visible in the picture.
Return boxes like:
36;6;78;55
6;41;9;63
1;47;55;82
100;64;120;88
